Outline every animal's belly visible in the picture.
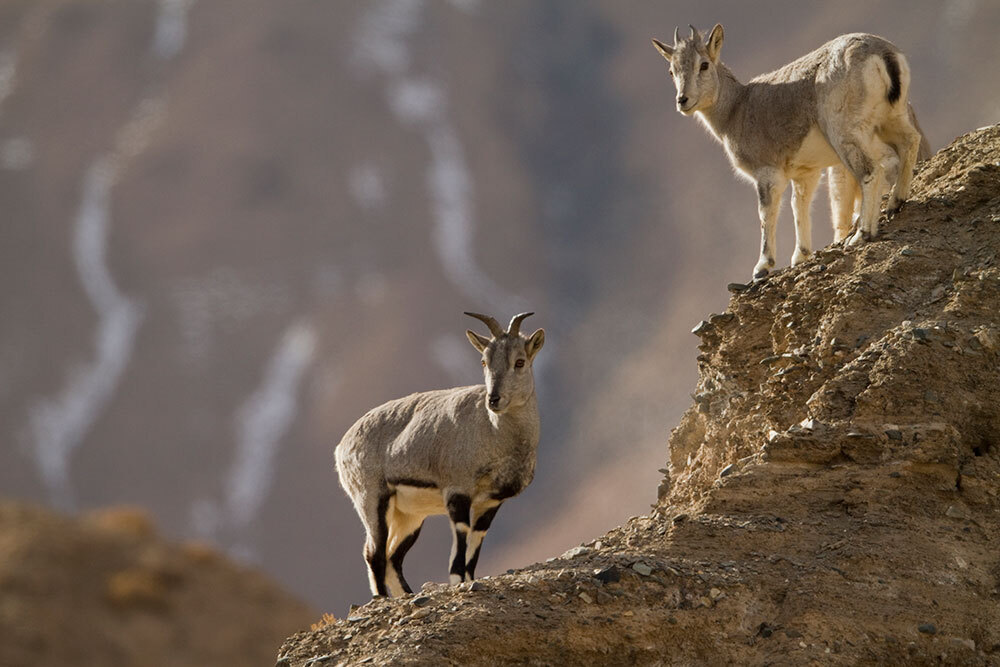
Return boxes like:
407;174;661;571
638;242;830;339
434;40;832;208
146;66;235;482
394;485;447;516
787;127;840;175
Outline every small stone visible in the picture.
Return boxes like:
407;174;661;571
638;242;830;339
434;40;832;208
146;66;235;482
672;513;688;524
691;320;712;335
917;623;937;635
412;595;431;607
885;429;903;441
632;562;653;576
900;247;915;256
709;588;724;600
594;541;603;550
945;505;965;519
912;328;930;342
347;615;367;623
951;638;976;651
719;464;735;477
727;282;750;293
698;596;713;608
785;628;803;638
889;471;901;478
410;608;432;620
623;610;634;617
578;592;593;604
593;565;621;584
561;546;591;559
469;581;485;592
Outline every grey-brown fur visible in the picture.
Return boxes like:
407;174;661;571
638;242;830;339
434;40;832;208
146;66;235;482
653;25;928;279
335;311;545;597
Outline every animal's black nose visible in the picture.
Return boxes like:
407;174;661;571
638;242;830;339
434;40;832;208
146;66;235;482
488;394;500;408
677;95;688;106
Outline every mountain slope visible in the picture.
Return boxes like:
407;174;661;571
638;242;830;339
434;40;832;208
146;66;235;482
277;126;1000;665
0;501;315;667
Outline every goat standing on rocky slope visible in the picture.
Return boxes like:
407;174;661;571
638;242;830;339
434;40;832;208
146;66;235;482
336;312;545;597
653;25;924;279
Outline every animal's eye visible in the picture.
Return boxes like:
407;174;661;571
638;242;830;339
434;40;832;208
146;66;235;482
668;68;674;78
515;359;525;368
481;359;486;367
700;61;709;71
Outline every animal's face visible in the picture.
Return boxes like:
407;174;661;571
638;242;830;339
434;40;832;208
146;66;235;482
653;24;725;116
468;331;545;414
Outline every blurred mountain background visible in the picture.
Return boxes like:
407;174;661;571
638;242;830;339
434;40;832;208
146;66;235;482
1;0;997;614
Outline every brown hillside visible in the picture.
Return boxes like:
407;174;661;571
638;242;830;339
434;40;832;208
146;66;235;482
0;501;315;667
277;126;1000;666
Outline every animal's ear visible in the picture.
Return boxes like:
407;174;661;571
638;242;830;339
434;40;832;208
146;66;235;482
651;38;674;60
466;330;491;353
706;24;724;62
525;328;545;360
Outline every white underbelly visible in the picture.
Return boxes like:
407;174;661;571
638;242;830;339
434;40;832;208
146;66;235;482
394;485;447;516
788;127;840;174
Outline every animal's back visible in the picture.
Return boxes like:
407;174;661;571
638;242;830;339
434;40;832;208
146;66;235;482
335;386;487;492
753;33;899;86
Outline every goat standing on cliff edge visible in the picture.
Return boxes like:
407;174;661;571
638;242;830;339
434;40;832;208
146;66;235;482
653;25;925;280
336;311;545;597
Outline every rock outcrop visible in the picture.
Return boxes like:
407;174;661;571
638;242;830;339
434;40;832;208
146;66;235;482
278;126;1000;666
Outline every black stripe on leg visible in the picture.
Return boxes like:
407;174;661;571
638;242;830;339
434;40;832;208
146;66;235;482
365;493;391;597
450;530;467;577
466;543;483;580
446;493;471;526
473;506;499;532
389;524;422;595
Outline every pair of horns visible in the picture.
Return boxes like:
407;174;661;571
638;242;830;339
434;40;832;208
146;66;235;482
464;311;534;338
673;24;701;45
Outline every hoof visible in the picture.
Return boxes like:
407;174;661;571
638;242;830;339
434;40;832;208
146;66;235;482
791;249;812;267
886;197;905;215
753;268;770;280
846;229;868;247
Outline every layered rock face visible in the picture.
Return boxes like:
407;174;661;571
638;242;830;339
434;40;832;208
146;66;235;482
277;127;1000;666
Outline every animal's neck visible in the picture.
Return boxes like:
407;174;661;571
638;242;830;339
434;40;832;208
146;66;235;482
489;393;540;445
696;64;744;141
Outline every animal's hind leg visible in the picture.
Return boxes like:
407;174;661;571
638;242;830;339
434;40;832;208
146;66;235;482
361;492;391;597
827;165;858;243
385;499;425;596
790;171;820;266
828;127;886;245
880;114;922;213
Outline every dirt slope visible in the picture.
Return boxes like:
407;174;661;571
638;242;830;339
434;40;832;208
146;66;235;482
277;126;1000;665
0;501;315;667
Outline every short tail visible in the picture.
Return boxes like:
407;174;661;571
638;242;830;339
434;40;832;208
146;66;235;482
907;103;933;161
883;52;902;104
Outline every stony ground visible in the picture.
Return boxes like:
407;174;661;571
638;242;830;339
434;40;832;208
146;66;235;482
278;126;1000;666
0;502;315;667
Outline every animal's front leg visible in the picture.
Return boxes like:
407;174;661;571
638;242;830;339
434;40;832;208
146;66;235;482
753;173;787;279
790;172;820;266
445;491;472;585
465;501;502;580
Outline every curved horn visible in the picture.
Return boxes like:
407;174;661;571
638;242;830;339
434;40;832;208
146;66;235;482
464;311;503;337
507;312;534;337
673;26;679;45
689;24;701;41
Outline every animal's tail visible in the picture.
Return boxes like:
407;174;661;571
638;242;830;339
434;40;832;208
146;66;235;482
883;52;902;104
907;102;933;161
